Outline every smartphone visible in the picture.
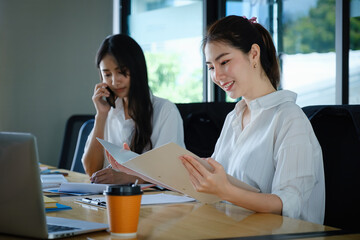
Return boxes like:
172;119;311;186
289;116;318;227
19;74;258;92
99;71;116;108
106;86;116;108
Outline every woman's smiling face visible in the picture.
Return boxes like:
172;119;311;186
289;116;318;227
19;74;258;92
205;42;254;100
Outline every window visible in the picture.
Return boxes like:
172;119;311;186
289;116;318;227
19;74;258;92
128;0;203;103
282;0;336;107
226;0;338;107
349;0;360;104
226;0;270;28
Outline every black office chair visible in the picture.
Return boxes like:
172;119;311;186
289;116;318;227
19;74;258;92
58;115;94;170
176;102;236;157
70;119;95;173
302;105;360;231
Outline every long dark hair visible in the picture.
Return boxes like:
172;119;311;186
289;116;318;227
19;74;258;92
202;15;280;89
96;34;153;153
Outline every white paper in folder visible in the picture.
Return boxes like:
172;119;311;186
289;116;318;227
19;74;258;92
97;138;260;204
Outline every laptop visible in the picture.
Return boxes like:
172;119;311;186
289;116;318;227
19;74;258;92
0;132;108;239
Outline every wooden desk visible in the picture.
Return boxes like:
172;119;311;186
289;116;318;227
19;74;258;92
7;168;360;240
51;196;340;240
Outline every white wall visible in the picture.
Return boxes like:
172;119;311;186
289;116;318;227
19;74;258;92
0;0;112;166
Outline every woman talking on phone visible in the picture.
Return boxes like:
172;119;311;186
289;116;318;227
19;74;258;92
180;16;325;224
82;34;185;184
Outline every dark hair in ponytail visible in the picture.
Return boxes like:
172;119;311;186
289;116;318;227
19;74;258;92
96;34;153;153
202;15;280;89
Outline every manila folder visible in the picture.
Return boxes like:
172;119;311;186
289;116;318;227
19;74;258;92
97;138;259;204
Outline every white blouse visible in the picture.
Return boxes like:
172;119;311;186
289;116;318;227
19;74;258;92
84;94;185;167
212;90;325;224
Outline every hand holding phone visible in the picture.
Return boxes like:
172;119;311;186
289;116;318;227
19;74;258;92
105;86;116;108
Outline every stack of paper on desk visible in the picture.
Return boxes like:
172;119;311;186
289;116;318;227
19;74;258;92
43;195;72;212
41;174;68;189
58;182;109;194
43;195;58;208
97;138;259;204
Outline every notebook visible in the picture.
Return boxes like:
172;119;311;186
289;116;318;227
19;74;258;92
0;132;108;239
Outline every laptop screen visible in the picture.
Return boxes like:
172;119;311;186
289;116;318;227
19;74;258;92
0;132;48;238
0;132;108;239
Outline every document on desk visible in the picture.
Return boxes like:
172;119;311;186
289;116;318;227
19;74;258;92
97;138;260;204
59;182;109;194
42;182;107;195
76;193;195;208
41;174;68;189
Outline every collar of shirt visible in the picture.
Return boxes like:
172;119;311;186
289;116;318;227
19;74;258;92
232;90;297;128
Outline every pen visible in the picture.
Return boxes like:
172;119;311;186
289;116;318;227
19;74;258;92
90;200;101;205
81;198;106;207
81;198;92;203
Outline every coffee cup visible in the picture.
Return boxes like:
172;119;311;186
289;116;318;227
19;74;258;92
104;184;143;238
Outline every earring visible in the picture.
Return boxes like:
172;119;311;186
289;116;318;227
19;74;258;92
253;63;257;68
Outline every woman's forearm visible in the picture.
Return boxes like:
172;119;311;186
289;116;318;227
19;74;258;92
220;183;283;215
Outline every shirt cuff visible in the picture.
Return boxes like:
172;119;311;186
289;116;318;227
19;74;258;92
273;188;301;219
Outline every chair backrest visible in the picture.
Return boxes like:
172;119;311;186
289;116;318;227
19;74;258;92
302;105;360;231
176;102;236;157
58;115;94;170
70;119;95;173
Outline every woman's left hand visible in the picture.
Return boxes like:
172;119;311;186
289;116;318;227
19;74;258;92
179;155;230;197
105;145;162;185
105;150;142;177
90;167;131;184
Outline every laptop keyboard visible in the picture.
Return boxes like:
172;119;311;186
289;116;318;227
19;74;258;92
47;224;80;233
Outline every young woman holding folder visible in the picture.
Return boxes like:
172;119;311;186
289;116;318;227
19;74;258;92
180;16;325;224
82;34;185;184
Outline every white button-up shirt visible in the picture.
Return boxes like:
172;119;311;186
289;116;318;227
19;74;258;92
212;90;325;224
84;94;185;167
